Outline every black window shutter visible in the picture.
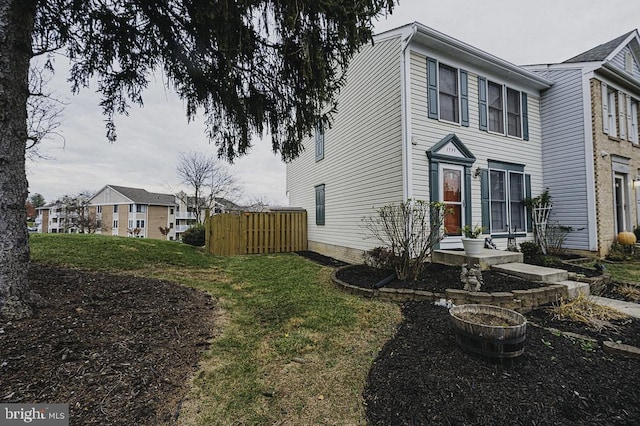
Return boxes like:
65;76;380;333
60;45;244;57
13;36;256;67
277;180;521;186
525;174;532;232
478;76;487;131
427;57;438;119
460;70;469;127
522;92;529;141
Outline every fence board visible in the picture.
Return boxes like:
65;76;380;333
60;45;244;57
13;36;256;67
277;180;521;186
206;211;307;256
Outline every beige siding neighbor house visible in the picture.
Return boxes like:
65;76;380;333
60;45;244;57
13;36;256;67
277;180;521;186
286;22;552;263
89;185;179;240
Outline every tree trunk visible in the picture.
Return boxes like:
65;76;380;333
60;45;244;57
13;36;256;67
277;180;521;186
0;0;37;319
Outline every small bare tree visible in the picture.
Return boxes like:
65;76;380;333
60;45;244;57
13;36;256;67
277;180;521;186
26;62;67;161
60;191;102;234
362;200;449;281
176;151;241;223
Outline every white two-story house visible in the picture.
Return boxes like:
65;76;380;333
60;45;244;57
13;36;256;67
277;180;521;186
286;22;552;263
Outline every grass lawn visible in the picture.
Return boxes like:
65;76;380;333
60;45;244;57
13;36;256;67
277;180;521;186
602;261;640;283
30;234;401;425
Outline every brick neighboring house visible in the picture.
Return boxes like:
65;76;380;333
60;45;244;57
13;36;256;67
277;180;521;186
526;30;640;256
89;185;180;240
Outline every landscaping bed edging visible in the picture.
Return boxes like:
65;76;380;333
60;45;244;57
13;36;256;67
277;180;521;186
331;266;572;312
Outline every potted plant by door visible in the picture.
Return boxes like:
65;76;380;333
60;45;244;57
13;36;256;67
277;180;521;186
462;224;484;256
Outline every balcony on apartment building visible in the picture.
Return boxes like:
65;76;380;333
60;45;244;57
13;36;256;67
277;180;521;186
175;211;198;220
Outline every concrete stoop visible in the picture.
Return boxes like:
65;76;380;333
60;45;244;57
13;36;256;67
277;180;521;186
433;249;523;270
491;262;569;283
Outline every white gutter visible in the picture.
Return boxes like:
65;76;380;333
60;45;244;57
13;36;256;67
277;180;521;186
401;24;417;201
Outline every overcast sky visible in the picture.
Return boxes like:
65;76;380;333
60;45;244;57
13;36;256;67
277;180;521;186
27;0;640;205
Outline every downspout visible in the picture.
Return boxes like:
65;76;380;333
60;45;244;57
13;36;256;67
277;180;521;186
401;25;417;201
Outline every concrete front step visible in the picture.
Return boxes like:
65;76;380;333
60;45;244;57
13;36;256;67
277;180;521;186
491;262;568;283
432;249;523;270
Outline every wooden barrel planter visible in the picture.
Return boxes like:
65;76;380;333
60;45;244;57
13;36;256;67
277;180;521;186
449;304;527;361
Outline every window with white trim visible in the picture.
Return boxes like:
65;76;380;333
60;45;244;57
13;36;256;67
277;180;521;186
438;63;459;123
630;98;639;145
314;184;325;226
607;90;618;137
315;123;324;161
506;88;522;137
485;81;524;138
136;219;145;228
489;169;526;234
113;220;118;229
488;81;504;134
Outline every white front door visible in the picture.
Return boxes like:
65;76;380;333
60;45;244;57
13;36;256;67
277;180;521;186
440;164;465;248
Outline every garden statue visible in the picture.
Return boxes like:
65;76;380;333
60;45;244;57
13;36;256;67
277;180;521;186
460;262;484;292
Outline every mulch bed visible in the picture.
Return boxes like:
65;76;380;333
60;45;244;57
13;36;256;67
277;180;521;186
299;252;640;425
364;302;640;425
336;263;547;293
0;263;217;425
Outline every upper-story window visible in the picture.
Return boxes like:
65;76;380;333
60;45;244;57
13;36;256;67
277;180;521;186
630;98;639;145
427;57;469;126
488;81;504;133
607;89;618;138
315;123;324;161
97;206;102;213
507;88;522;138
485;80;524;138
113;205;118;213
438;63;459;123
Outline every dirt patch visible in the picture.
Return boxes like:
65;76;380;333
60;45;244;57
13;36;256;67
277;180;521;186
0;263;217;425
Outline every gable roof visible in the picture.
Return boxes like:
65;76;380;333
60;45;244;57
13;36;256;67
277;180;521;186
377;22;553;91
564;30;636;63
105;185;176;206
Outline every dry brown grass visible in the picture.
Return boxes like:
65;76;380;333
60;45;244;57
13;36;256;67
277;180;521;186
549;294;629;331
617;283;640;302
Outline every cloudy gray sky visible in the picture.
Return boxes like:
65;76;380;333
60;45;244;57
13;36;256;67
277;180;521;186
27;0;640;205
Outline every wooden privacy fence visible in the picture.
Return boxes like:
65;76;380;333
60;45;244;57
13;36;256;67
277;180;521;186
205;211;307;256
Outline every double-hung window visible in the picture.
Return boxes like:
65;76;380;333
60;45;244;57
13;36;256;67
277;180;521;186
488;166;526;234
438;63;459;123
488;81;504;133
608;90;618;138
315;123;324;161
628;98;639;145
506;88;522;137
315;184;325;226
479;78;528;139
427;57;469;126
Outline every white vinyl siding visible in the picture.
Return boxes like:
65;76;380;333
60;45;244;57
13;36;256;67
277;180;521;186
286;37;404;256
527;67;591;250
612;45;640;80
